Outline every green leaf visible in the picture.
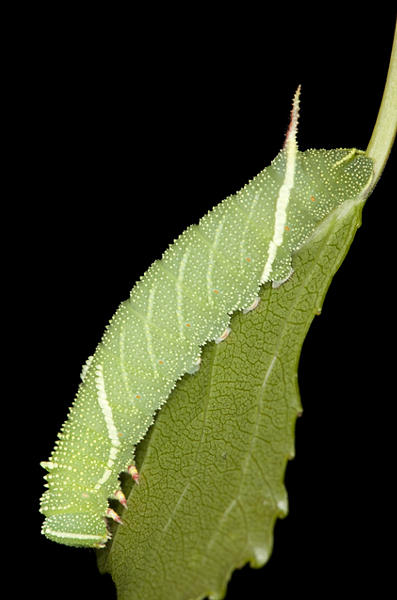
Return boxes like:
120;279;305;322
97;187;369;599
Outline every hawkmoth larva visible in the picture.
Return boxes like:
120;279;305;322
40;87;373;547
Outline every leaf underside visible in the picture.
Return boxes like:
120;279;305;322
98;198;365;600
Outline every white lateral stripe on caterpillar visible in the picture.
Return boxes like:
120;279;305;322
44;529;106;542
94;364;121;490
261;85;300;284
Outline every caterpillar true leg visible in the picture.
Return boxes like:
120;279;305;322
106;508;124;524
114;490;128;508
127;464;140;484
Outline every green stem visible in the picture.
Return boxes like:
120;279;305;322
366;20;397;189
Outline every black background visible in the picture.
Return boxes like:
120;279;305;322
14;6;395;600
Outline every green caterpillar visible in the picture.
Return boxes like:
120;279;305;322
40;88;373;547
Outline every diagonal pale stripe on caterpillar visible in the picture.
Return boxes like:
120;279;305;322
93;365;121;491
145;284;161;378
261;86;300;284
176;249;191;339
40;87;373;547
240;192;260;267
118;327;131;394
207;213;227;305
